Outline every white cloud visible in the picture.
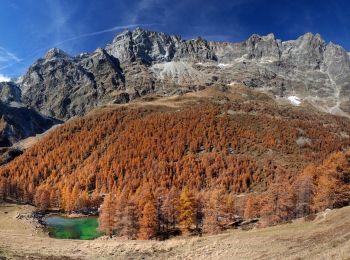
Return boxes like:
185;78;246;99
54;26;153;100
0;74;11;82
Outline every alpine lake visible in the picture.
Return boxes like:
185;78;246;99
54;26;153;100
44;215;103;240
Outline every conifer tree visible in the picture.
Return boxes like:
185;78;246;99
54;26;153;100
34;187;50;212
244;195;258;219
162;187;179;231
121;201;139;239
203;190;224;234
0;177;7;202
138;201;157;240
71;183;80;211
178;188;196;234
98;193;116;238
292;165;316;217
50;189;59;208
114;192;126;235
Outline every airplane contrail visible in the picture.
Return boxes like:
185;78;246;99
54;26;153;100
0;23;159;72
51;23;159;47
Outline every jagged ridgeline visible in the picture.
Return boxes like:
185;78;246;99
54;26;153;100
2;27;350;122
0;88;349;238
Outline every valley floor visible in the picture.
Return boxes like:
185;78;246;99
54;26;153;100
0;203;349;260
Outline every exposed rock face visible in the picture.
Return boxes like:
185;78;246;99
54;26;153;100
104;28;217;63
0;101;59;147
0;82;21;104
20;48;125;119
0;147;22;166
0;83;59;165
6;27;350;119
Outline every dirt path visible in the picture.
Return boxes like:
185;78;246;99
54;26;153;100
0;203;349;259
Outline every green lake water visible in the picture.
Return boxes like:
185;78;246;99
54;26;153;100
44;215;103;240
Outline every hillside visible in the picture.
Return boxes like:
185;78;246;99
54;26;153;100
1;86;349;238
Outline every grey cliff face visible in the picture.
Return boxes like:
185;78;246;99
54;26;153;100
20;47;126;119
6;27;350;120
0;101;59;147
323;43;350;113
0;82;58;159
281;33;325;69
0;82;21;104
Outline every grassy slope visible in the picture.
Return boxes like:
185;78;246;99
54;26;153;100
0;203;349;259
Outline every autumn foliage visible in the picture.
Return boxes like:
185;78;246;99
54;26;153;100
1;92;350;239
98;194;116;238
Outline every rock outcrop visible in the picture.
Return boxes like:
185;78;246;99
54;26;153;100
19;48;125;119
0;84;59;165
0;82;22;104
0;98;59;147
0;147;22;166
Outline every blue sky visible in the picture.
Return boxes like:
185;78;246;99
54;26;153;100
1;0;350;80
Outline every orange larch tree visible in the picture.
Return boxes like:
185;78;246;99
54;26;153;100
98;193;116;238
178;188;197;234
138;200;157;240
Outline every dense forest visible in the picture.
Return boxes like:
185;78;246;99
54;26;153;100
0;90;349;239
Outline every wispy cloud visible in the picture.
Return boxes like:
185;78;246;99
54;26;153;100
33;23;158;57
129;0;161;23
0;47;21;72
0;47;20;63
50;23;159;47
0;23;156;72
5;0;19;10
45;0;75;43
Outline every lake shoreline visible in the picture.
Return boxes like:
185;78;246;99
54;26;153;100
43;211;98;219
1;203;349;259
15;206;100;240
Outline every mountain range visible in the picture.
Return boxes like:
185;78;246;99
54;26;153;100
1;27;350;149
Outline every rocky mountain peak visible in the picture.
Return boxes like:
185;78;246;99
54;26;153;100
132;26;147;35
94;47;108;56
106;27;179;63
265;33;276;40
298;32;325;48
111;29;132;43
326;41;346;53
243;33;281;60
44;48;70;60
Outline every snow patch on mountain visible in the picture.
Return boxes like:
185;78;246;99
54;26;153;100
288;96;301;106
218;63;233;68
228;81;240;86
